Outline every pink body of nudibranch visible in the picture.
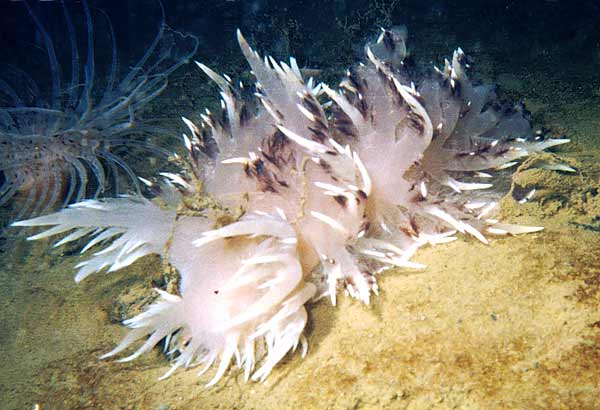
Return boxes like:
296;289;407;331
14;27;568;386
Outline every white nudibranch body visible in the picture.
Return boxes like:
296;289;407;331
14;28;567;385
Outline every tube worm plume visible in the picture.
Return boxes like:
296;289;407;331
0;0;199;231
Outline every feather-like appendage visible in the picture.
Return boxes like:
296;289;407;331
13;197;176;282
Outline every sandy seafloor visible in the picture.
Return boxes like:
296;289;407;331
2;7;600;410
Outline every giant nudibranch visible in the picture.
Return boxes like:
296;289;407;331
0;0;199;230
15;28;568;386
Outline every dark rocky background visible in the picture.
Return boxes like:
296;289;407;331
1;0;599;94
